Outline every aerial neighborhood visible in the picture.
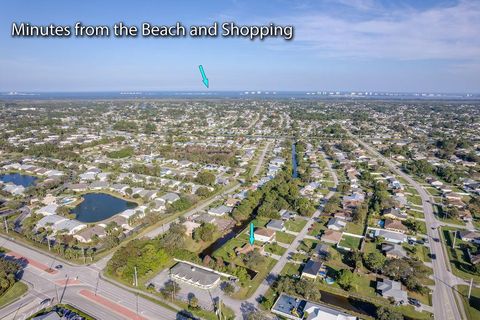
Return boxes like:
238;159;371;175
0;100;479;320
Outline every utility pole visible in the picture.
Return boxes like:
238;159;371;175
218;298;222;320
468;278;473;299
4;217;8;234
134;266;138;287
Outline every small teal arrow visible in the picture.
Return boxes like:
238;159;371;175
249;223;255;245
198;65;209;88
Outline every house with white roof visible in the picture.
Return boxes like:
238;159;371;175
36;203;59;216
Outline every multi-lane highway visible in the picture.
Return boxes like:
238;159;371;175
0;235;178;320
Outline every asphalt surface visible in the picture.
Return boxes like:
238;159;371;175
0;237;178;320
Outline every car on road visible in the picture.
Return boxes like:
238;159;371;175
429;253;436;259
55;264;63;269
408;298;421;307
433;238;440;242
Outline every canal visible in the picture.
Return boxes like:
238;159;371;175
292;142;299;178
319;290;377;317
202;141;300;260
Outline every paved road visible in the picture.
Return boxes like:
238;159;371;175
253;140;272;177
0;236;178;320
353;135;464;320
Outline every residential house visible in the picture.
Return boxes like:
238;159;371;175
382;208;408;221
208;205;232;217
74;225;106;243
254;228;276;243
159;192;180;204
384;219;408;234
327;218;347;231
321;230;342;244
381;243;407;259
266;219;286;232
55;219;86;235
459;231;480;244
301;259;323;280
36;204;59;216
376;279;408;304
182;221;201;237
312;243;330;260
280;209;296;220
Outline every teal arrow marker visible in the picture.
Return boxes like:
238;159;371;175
198;65;209;88
249;223;255;245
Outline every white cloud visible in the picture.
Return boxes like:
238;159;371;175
285;0;480;61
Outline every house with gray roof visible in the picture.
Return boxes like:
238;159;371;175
170;262;220;289
55;219;87;235
159;192;180;204
266;219;286;231
208;205;232;217
36;203;59;216
371;228;407;244
376;279;408;304
381;243;407;259
301;259;323;280
327;217;346;231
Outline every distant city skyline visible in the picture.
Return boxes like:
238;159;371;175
1;0;479;93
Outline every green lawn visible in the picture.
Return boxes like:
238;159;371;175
407;195;423;206
433;205;466;226
232;258;277;299
323;181;336;188
345;221;364;235
0;282;28;308
338;234;362;250
280;263;302;277
403;244;432;263
264;243;287;256
441;227;480;284
298;239;319;253
457;285;480;320
276;231;296;244
285;219;307;232
308;219;327;236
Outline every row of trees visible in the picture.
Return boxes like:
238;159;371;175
0;257;21;296
403;160;461;183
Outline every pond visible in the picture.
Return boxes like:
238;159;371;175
0;173;37;187
71;193;137;223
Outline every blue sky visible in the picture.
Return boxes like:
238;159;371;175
0;0;479;92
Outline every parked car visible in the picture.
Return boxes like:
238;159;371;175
55;264;63;269
408;298;421;307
